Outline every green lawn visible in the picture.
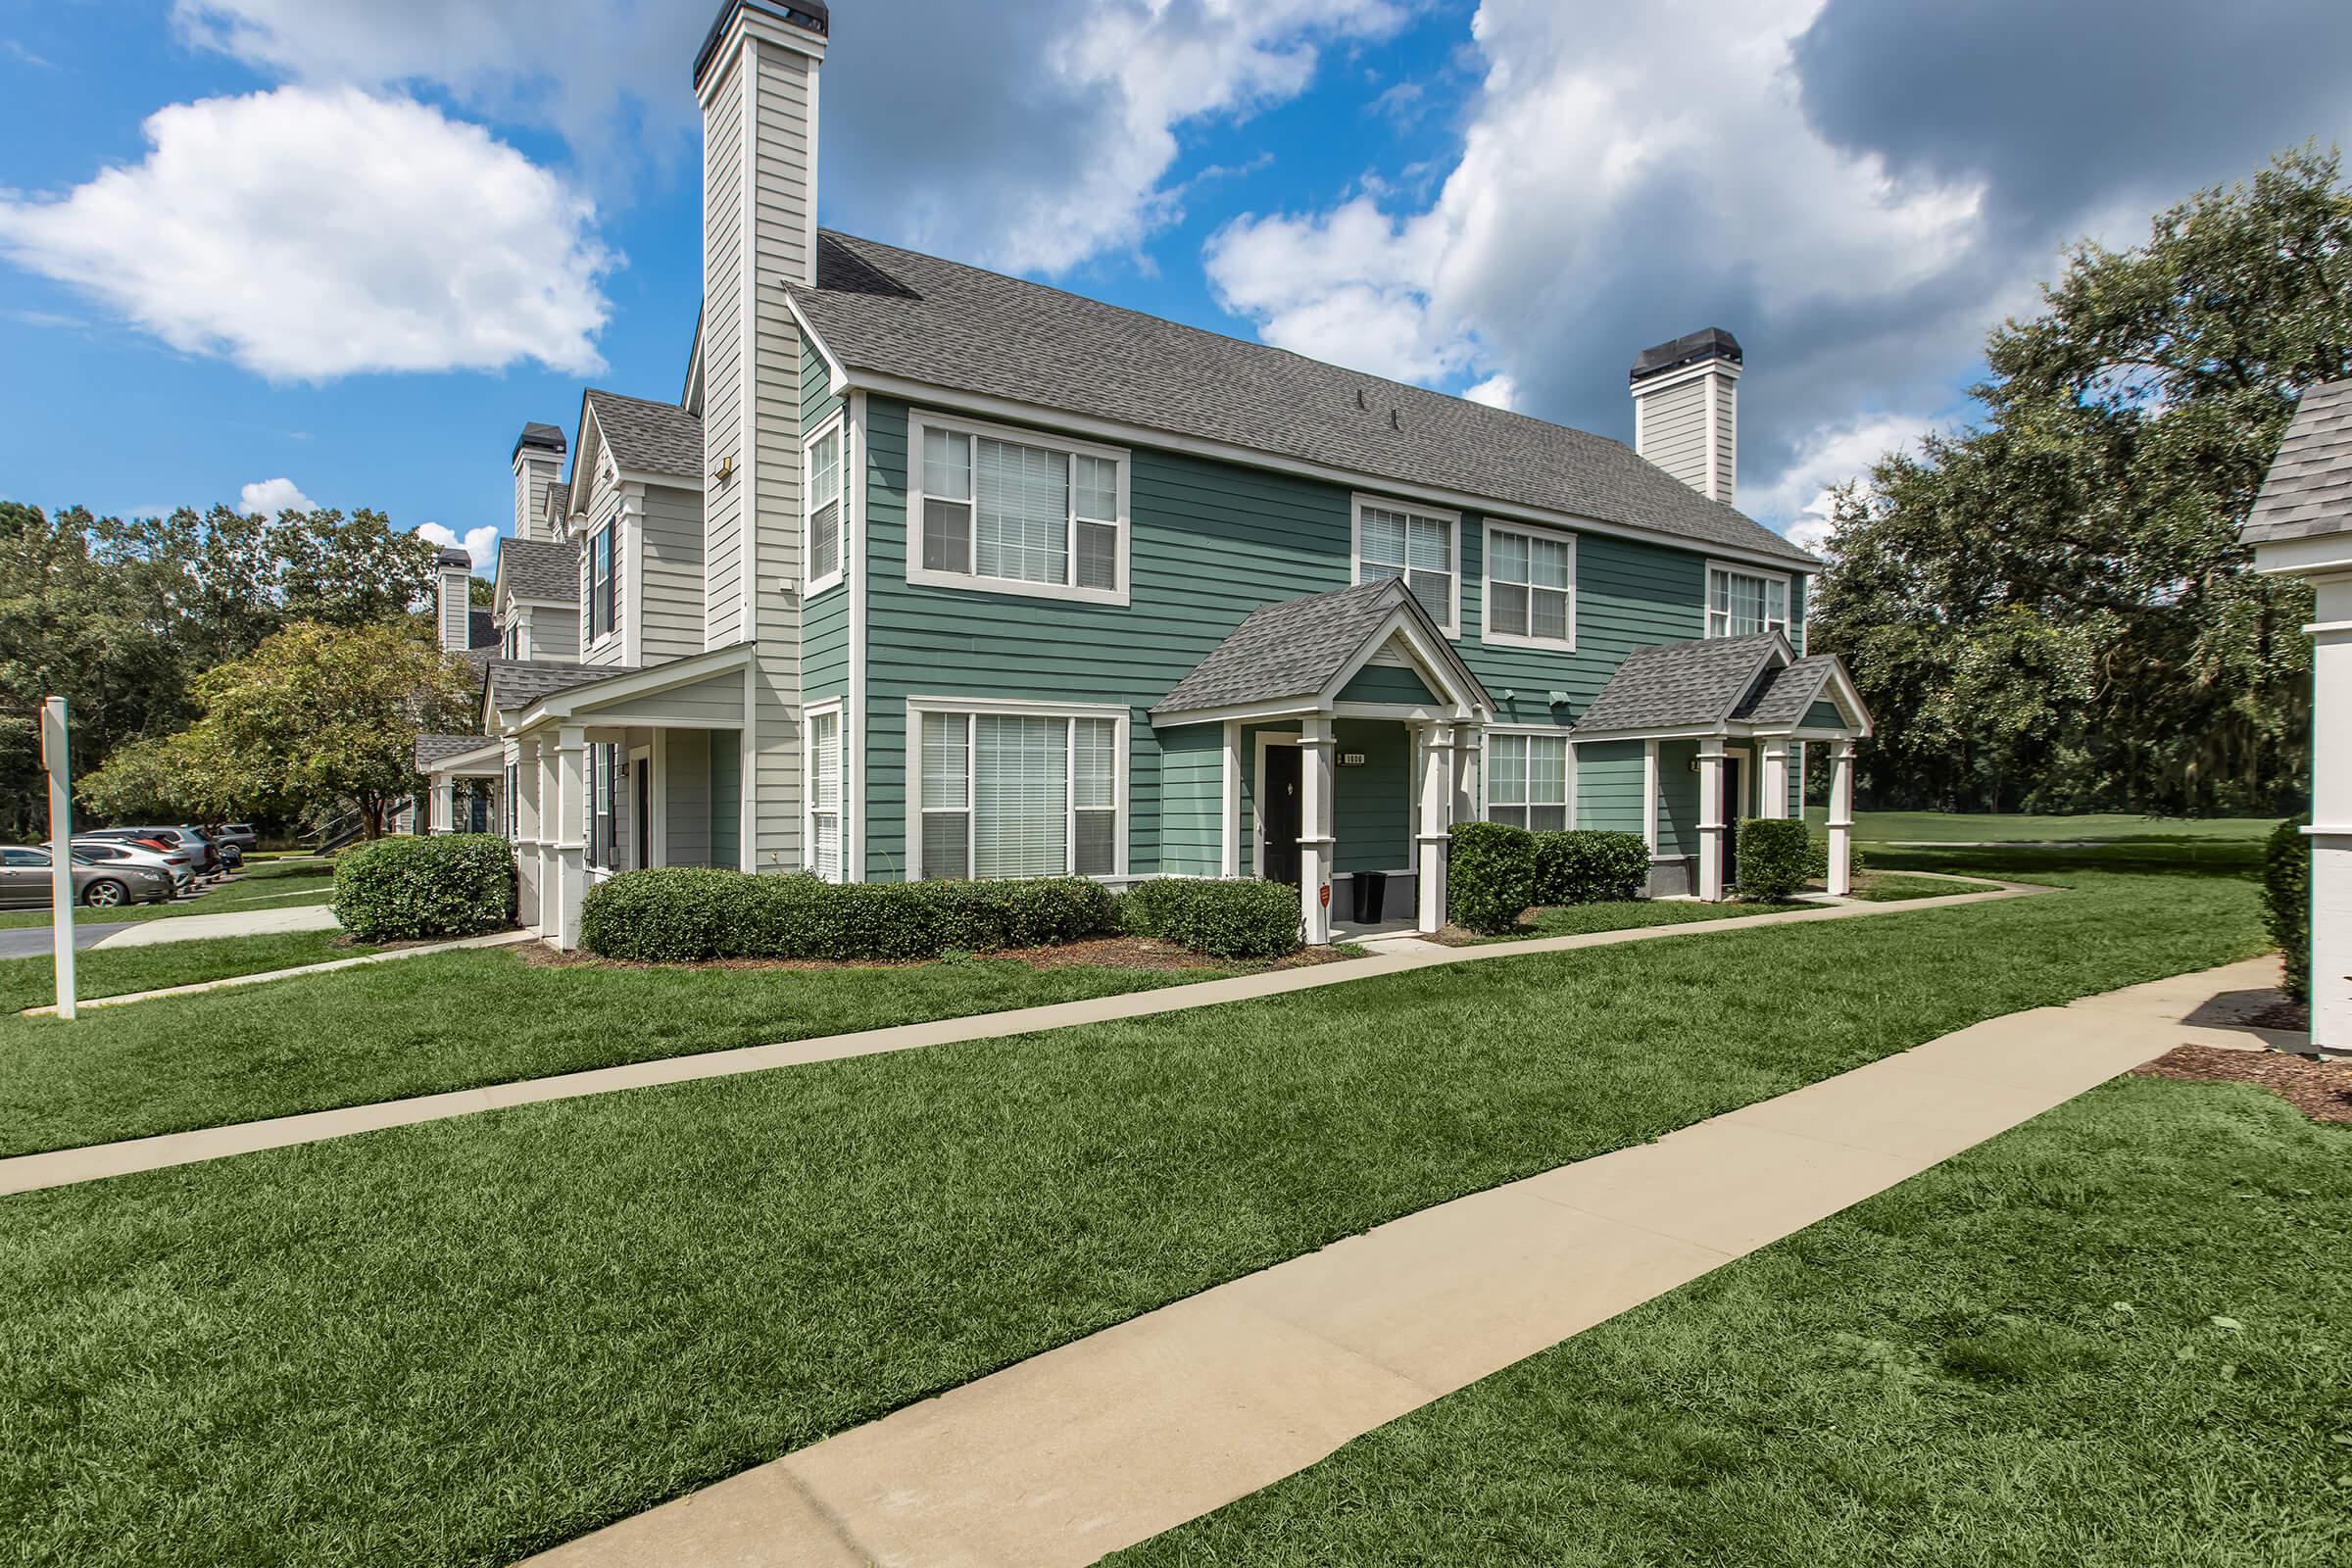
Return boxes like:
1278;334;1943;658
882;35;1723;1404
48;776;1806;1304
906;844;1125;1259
0;931;370;1014
0;857;2272;1568
0;862;338;929
1818;807;2282;846
1115;1075;2350;1567
1854;870;2001;902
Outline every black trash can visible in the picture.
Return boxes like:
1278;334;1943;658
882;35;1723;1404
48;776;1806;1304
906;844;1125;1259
1350;870;1388;923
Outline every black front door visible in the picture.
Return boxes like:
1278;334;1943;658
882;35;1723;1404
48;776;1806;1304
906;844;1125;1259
1720;756;1741;886
635;760;654;870
1262;745;1302;887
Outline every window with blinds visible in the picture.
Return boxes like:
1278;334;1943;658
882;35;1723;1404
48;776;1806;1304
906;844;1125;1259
591;744;620;866
1489;733;1569;831
1357;501;1456;629
1488;526;1574;646
590;525;614;640
806;421;845;591
911;415;1126;601
916;709;1121;880
807;709;842;881
1707;565;1788;639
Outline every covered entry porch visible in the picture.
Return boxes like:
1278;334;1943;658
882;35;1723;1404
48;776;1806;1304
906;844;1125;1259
1152;579;1493;942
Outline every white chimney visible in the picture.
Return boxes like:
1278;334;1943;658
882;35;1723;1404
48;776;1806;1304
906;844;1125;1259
1630;328;1741;505
435;548;474;653
513;423;566;543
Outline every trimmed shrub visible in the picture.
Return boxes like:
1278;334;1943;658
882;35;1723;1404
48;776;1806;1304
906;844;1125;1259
1736;817;1812;903
1805;834;1869;885
577;869;1117;963
1530;829;1650;906
1119;877;1301;958
2262;817;2311;1003
333;833;516;941
1448;820;1537;934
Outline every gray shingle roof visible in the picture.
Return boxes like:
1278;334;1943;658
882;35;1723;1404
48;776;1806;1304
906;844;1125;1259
791;232;1817;570
1576;633;1786;732
499;536;581;604
467;609;497;650
1152;577;1489;715
485;660;620;712
584;388;703;481
1732;655;1839;725
416;733;495;768
2245;379;2352;544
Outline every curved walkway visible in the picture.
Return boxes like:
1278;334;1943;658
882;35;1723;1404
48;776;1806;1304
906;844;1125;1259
0;882;2039;1198
521;955;2285;1568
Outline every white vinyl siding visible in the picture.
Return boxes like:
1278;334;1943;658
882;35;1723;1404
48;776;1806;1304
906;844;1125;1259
909;703;1126;880
906;411;1130;606
1354;497;1459;634
1707;564;1789;639
1484;524;1575;649
1488;733;1569;831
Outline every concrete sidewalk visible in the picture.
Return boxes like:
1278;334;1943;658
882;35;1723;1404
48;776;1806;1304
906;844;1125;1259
0;881;2038;1197
521;956;2285;1568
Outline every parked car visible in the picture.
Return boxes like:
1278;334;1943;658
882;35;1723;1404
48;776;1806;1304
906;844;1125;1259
0;846;173;909
72;837;196;897
86;826;220;877
212;822;260;854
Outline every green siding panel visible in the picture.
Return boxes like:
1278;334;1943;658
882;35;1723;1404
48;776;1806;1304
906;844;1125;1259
1575;739;1644;837
710;730;741;868
1334;718;1410;872
1803;699;1843;730
800;342;850;706
1337;663;1437;707
1158;723;1223;875
1657;740;1701;858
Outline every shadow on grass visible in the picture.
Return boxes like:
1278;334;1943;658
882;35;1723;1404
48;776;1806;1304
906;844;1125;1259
1872;840;2262;882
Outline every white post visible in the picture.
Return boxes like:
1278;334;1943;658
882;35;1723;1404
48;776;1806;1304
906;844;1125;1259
1696;742;1727;903
538;739;562;937
431;777;457;836
1450;725;1479;824
1828;740;1857;898
556;725;588;951
40;697;75;1021
1417;723;1454;934
1298;715;1336;945
2307;575;2352;1053
1758;741;1790;820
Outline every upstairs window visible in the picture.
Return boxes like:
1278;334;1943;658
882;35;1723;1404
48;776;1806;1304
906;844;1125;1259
914;706;1122;880
806;418;845;594
1486;526;1575;648
590;525;615;641
1707;564;1788;639
908;413;1128;605
1488;733;1569;831
1355;499;1458;633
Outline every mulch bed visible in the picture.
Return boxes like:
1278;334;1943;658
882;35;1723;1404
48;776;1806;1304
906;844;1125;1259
2132;1045;2352;1124
516;934;1358;977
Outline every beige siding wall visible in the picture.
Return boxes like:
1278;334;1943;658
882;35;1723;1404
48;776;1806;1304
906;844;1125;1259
640;482;707;662
514;453;561;542
581;472;627;667
663;728;712;867
528;604;581;662
1712;381;1737;504
591;670;746;728
702;51;749;649
1639;376;1709;492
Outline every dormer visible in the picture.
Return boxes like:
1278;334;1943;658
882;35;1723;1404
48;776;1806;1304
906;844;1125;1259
568;388;709;669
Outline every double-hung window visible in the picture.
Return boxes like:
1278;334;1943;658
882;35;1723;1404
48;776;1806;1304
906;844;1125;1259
590;525;615;641
909;412;1128;604
1486;525;1574;647
1706;564;1788;639
590;744;619;868
504;762;517;838
1488;733;1569;831
805;417;846;594
806;706;843;882
914;706;1122;880
1355;498;1458;632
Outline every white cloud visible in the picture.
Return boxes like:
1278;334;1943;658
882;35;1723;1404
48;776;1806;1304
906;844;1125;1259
414;521;499;570
0;86;612;380
239;476;318;515
1740;412;1947;553
1464;373;1518;411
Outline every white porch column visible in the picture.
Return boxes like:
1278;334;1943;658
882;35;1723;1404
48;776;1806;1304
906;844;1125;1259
1450;725;1479;824
1696;741;1728;903
538;738;562;937
1758;741;1790;820
554;724;588;950
1417;723;1455;934
2307;579;2352;1053
1298;715;1336;945
430;777;457;836
1827;740;1857;898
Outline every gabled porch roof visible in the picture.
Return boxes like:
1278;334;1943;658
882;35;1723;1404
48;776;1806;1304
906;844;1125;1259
1151;578;1492;726
1574;630;1872;741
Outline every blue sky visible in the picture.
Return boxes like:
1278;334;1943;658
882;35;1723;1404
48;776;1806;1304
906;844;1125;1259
3;0;2347;566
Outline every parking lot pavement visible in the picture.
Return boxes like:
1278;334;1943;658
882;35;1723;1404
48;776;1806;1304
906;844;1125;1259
0;900;340;960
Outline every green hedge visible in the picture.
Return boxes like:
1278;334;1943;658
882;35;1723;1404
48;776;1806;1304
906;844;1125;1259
578;869;1117;963
1737;817;1812;903
1530;830;1650;906
1448;821;1538;934
333;834;516;942
2262;817;2310;1003
1120;877;1301;958
1806;834;1869;885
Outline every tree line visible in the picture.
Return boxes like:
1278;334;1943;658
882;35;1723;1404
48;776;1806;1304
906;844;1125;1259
1810;146;2347;817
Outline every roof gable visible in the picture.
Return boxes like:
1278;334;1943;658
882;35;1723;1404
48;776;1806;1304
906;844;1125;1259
1152;578;1490;718
495;536;582;608
1576;632;1787;733
579;388;704;485
2246;379;2352;545
792;231;1818;571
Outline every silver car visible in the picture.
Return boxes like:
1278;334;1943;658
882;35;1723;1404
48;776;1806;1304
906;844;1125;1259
0;846;174;909
72;838;196;898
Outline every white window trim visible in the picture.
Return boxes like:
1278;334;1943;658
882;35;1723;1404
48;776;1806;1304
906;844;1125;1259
1352;493;1461;637
1480;521;1577;651
1704;560;1792;641
586;519;619;653
905;408;1132;608
804;700;845;882
905;697;1130;881
1478;725;1575;830
803;410;848;598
